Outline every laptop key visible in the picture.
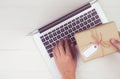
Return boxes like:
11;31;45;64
71;33;74;36
80;15;83;18
84;21;87;25
47;48;53;53
41;37;45;42
76;17;79;20
61;33;65;37
65;26;68;30
53;32;57;36
76;20;80;24
67;34;71;38
86;24;90;28
90;22;94;26
72;19;75;22
84;16;87;20
72;27;76;31
65;31;68;35
57;35;61;39
64;23;67;26
46;44;52;49
71;37;75;42
92;9;95;12
91;17;95;21
57;30;61;34
56;40;59;44
44;41;49;46
84;13;87;16
80;18;83;22
83;27;87;30
95;19;101;24
72;22;76;26
49;39;53;43
88;11;91;14
52;42;56;46
88;14;91;18
45;36;49;40
87;19;91;23
92;11;97;16
53;37;57;41
68;21;71;24
68;24;72;28
97;22;102;26
49;34;53;38
79;28;83;32
95;15;99;19
61;28;65;32
80;23;84;27
68;29;72;33
76;25;80;29
75;30;79;33
49;53;53;58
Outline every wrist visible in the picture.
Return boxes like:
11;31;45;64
62;76;75;79
62;73;76;79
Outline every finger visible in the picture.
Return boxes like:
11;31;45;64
58;40;65;56
54;43;61;58
70;43;75;58
110;39;120;52
118;31;120;36
71;43;77;63
64;38;72;57
53;47;57;59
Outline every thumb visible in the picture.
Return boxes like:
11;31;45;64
71;43;77;63
110;39;120;52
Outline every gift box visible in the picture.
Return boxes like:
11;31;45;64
75;22;120;62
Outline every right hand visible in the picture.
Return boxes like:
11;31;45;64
110;32;120;52
110;39;120;52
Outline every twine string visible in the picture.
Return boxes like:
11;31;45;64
90;30;111;56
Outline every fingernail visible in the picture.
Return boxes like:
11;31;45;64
64;37;67;39
110;38;117;43
71;42;74;46
64;37;67;41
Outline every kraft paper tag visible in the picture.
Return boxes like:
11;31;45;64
83;44;99;57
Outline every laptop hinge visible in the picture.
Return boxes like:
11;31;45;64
90;0;97;5
38;3;91;33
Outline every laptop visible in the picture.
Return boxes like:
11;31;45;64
33;0;108;79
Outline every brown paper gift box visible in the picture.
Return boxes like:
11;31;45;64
75;22;120;62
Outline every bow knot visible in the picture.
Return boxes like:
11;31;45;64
90;30;111;56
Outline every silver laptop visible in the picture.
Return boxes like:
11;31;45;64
33;0;108;79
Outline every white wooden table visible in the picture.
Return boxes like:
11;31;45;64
0;0;120;79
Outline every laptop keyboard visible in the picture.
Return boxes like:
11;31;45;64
40;9;102;58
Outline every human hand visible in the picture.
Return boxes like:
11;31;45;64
53;38;77;79
110;32;120;52
110;39;120;52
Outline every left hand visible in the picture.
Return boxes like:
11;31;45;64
53;38;77;79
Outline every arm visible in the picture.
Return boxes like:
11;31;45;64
53;38;77;79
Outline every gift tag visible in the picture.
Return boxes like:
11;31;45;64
82;44;99;57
